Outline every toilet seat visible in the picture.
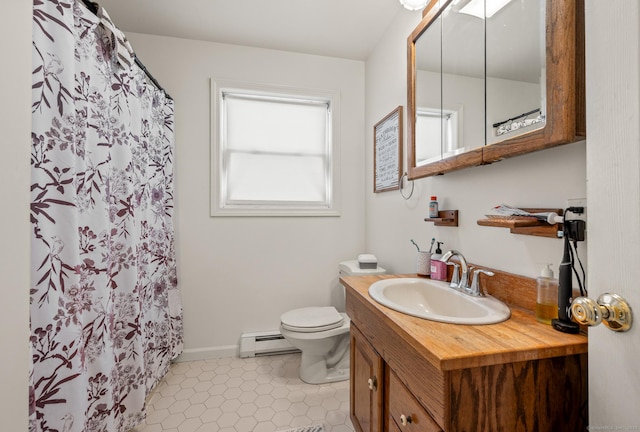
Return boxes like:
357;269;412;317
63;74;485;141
281;307;344;333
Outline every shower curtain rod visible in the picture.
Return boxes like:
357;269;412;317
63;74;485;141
492;108;540;128
81;0;173;101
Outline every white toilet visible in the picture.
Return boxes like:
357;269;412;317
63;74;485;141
280;256;386;384
280;306;351;384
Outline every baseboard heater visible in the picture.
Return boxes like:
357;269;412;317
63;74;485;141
239;330;300;358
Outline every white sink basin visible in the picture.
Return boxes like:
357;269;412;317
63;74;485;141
368;278;510;325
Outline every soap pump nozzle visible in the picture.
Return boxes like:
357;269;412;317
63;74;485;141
432;242;444;260
540;264;554;279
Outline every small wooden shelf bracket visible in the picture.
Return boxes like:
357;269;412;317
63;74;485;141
425;210;458;227
476;208;563;238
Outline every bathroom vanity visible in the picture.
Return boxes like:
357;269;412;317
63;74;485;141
343;274;588;432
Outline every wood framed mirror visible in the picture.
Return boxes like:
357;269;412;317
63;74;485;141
407;0;585;179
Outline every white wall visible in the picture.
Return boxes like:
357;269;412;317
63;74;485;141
365;10;587;280
126;33;366;358
1;0;31;428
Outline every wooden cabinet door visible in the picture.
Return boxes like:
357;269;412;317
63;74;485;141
350;324;384;432
386;369;442;432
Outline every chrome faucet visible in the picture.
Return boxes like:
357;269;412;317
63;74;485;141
441;250;469;291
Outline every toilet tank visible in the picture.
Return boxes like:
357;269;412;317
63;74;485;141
338;259;386;276
334;257;386;312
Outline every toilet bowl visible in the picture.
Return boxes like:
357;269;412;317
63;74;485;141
279;257;386;384
280;306;351;384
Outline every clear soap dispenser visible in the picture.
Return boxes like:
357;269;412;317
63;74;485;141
536;264;559;325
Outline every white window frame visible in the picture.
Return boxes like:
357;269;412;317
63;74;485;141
210;79;341;217
415;105;463;166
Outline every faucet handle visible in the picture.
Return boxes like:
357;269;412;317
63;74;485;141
445;262;460;288
469;269;495;297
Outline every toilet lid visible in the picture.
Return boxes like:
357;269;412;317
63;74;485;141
280;307;344;333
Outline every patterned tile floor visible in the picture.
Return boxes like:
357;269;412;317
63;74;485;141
129;353;354;432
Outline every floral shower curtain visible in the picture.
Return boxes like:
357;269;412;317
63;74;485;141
30;1;183;431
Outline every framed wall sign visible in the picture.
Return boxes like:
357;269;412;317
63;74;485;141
374;106;403;193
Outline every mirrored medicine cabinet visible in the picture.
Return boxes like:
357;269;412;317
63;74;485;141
407;0;585;179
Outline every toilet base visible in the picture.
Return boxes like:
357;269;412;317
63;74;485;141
279;311;351;384
299;352;350;384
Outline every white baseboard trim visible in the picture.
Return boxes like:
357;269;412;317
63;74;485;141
174;345;238;362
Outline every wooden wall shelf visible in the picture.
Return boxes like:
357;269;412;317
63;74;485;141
476;208;563;238
425;210;458;227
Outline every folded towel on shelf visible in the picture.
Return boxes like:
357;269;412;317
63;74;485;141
485;204;553;222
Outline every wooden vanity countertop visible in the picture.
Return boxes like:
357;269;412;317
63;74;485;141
342;274;588;372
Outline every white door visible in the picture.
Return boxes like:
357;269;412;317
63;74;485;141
586;1;640;426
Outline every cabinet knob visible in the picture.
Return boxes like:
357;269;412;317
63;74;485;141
571;293;633;332
400;414;413;426
367;376;377;391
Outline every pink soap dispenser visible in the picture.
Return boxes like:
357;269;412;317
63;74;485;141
430;242;447;281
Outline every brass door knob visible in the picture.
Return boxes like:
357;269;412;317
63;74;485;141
400;414;412;426
367;377;377;391
571;293;633;332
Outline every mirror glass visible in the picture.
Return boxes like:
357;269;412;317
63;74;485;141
441;2;484;156
412;0;547;169
414;11;443;165
486;0;546;144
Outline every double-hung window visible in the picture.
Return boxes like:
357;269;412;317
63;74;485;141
211;79;340;216
415;106;461;165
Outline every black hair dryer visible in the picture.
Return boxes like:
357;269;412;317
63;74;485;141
551;222;580;334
